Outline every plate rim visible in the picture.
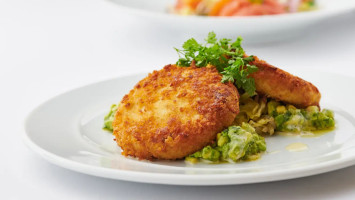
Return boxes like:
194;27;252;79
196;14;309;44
22;129;355;185
23;70;355;185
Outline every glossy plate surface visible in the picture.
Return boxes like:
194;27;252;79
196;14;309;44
24;70;355;185
108;0;355;43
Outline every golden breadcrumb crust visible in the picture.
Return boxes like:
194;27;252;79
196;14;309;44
251;56;321;108
112;64;239;160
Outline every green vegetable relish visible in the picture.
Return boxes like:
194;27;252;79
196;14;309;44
185;95;335;164
185;123;266;163
268;101;335;132
103;104;118;132
234;94;335;134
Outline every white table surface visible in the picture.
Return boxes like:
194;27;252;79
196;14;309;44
1;0;355;199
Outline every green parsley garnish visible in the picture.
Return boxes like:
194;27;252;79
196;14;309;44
175;32;258;96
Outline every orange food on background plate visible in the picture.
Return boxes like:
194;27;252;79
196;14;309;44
174;0;316;16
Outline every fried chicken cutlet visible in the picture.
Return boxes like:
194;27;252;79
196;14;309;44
250;56;321;108
112;64;240;160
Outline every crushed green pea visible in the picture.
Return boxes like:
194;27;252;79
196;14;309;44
186;123;266;163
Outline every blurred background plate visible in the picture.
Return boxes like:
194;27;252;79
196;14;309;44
108;0;355;43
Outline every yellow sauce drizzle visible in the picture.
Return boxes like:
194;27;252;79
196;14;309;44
277;127;335;138
286;143;308;152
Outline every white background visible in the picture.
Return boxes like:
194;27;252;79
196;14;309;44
1;0;355;199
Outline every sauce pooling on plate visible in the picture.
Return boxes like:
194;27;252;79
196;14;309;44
286;143;308;152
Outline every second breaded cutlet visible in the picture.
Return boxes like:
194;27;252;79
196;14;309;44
250;56;321;108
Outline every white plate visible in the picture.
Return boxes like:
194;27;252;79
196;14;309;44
108;0;355;43
24;70;355;185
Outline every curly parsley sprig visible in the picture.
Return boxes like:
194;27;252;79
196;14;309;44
175;32;258;96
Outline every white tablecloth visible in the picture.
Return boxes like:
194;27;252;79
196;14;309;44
1;0;355;199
